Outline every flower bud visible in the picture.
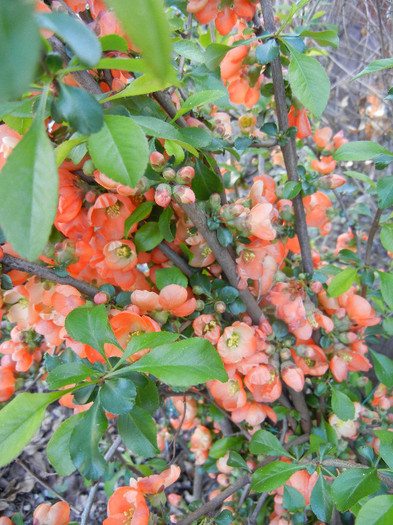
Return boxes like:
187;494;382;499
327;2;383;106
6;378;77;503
214;301;226;314
176;166;195;185
280;348;291;360
83;159;95;176
155;183;172;207
310;280;323;293
94;291;109;305
192;286;204;296
209;193;222;213
162;167;176;181
85;190;98;203
173;185;196;204
238;113;257;134
195;300;205;311
316;174;346;189
150;151;166;172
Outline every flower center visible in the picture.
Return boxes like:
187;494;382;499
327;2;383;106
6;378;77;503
242;249;255;263
203;320;217;333
122;509;134;525
227;332;240;348
228;380;240;396
304;358;315;368
106;202;121;217
127;330;144;342
117;244;132;258
202;246;212;258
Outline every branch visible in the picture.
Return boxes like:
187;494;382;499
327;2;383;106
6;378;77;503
158;242;194;278
361;207;382;296
257;1;314;277
1;253;99;297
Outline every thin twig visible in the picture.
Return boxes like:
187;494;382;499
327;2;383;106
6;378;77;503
248;492;269;525
361;207;383;296
169;395;187;465
333;189;362;259
16;458;79;514
1;253;99;297
158;242;194;278
80;436;122;525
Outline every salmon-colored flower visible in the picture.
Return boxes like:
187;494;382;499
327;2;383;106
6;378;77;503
190;425;213;465
313;127;333;149
231;401;277;426
291;344;329;376
0;124;21;172
344;294;380;327
288;106;312;139
0;365;16;402
286;470;318;506
137;465;181;494
281;362;305;392
311;155;337;174
88;194;135;240
244;364;282;403
33;501;70;525
208;373;247;411
104;486;149;525
192;314;221;345
217;322;256;364
249;202;277;240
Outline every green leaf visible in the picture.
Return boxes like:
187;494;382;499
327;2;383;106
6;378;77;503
96;57;149;73
0;392;61;468
310;472;334;522
327;268;358;298
173;39;204;64
104;0;174;82
69;401;108;480
287;44;330;118
100;34;129;52
283;485;306;512
344;170;375;186
47;362;99;389
205;43;231;71
191;159;223;201
155;267;188;290
355;495;393;525
158;206;175;242
217;286;239;304
36;12;101;67
47;414;83;477
55;137;87;167
256;39;280;64
374;430;393;470
117;331;180;368
135;376;159;415
0;118;58;260
352;58;393;80
124;201;154;237
334;141;392;161
299;30;339;48
250;429;293;458
379;271;393;310
164;139;184;166
217;227;233;247
331;468;380;511
52;83;104;135
134;222;164;252
172;90;225;121
377;176;393;209
331;390;355;421
283;181;302;199
99;378;137;415
227;451;250;471
65;304;122;358
88;115;149;188
209;437;244;459
0;0;41;102
381;224;393;252
129;338;228;387
107;73;174;100
252;462;305;492
118;406;159;458
369;349;393;388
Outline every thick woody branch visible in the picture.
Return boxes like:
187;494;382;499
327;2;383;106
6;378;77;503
258;0;314;277
158;242;194;278
2;253;99;297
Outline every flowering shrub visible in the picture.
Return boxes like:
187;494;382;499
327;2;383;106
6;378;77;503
0;1;393;524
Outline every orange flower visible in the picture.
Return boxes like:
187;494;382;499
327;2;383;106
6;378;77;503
244;364;282;403
313;127;333;149
288;106;312;139
344;294;380;327
291;344;329;376
190;425;213;464
231;401;278;426
208;373;247;411
88;194;135;241
281;362;305;392
303;191;332;231
192;314;221;345
0;365;16;402
311;155;336;174
249;202;277;241
137;465;181;494
169;396;198;430
286;470;318;506
217;322;256;364
33;501;70;525
159;285;196;317
104;486;149;525
0;124;21;172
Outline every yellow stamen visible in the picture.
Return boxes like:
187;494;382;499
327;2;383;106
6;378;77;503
227;333;240;348
202;246;212;258
242;249;255;263
117;244;132;258
106;202;121;217
203;320;217;333
127;330;144;342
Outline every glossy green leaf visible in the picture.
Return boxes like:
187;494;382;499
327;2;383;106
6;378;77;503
287;44;330;118
36;12;101;67
377;176;393;209
164;139;184;166
310;472;334;522
172;90;225;121
283;485;306;512
69;401;108;480
227;451;250;471
55;137;87;167
52;83;103;135
124;201;154;237
88;115;149;188
47;414;83;477
369;349;393;388
116;331;180;368
209;437;244;459
99;378;137;415
173;39;204;64
283;181;302;199
0;392;61;468
331;390;355;421
155;267;188;290
380;224;393;252
256;39;280;64
300;30;339;48
191;159;223;201
118;406;159;458
65;304;122;358
352;58;393;80
0;0;41;102
278;0;313;32
107;74;174;100
355;495;393;525
104;0;174;82
135;376;159;415
332;468;380;511
250;429;293;458
158;206;175;242
379;271;393;310
0;118;58;260
100;34;129;52
96;57;149;73
47;362;99;389
129;338;228;387
374;430;393;470
334;141;392;161
204;43;231;71
252;462;305;492
217;227;233;247
134;222;164;252
344;170;375;186
327;268;358;298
